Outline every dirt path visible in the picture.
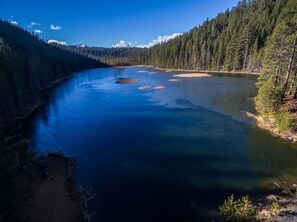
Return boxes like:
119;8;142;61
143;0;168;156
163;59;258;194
20;154;84;222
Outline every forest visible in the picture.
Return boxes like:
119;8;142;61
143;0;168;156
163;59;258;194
0;20;107;135
139;0;288;72
255;0;296;132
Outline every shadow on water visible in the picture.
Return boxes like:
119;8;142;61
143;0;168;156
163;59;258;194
248;126;297;188
20;67;297;222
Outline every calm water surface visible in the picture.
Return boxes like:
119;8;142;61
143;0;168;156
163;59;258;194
23;67;297;221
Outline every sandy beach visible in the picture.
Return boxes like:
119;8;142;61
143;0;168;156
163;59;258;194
174;73;212;78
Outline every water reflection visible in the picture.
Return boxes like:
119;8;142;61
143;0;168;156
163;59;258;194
248;126;297;189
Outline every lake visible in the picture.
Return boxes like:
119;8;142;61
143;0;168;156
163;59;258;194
22;67;297;221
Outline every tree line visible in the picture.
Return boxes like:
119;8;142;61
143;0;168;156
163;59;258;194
255;0;296;131
54;44;148;66
139;0;289;72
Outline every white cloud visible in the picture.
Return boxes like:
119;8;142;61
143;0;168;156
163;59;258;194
112;40;137;48
10;21;18;25
137;33;182;48
34;29;42;33
51;24;62;30
28;21;40;28
111;33;182;48
48;39;67;45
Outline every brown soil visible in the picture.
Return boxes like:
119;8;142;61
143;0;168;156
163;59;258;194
115;65;260;75
150;66;260;75
19;154;85;222
247;112;297;144
247;96;297;144
257;184;297;221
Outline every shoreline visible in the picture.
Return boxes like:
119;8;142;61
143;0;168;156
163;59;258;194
154;66;260;75
116;65;260;76
1;66;108;139
253;183;297;221
1;74;73;140
247;112;297;144
121;65;297;145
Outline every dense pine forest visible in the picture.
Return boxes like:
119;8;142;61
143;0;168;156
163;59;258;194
255;0;297;132
0;20;107;135
140;0;288;72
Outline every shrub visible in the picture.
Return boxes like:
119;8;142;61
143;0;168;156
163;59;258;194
270;202;280;216
274;110;292;132
219;195;258;222
255;77;281;116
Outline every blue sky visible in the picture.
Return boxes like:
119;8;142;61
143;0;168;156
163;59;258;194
0;0;239;47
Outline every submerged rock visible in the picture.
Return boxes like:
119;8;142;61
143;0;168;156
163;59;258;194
168;79;182;82
154;86;166;90
116;78;139;84
138;70;149;73
139;86;150;90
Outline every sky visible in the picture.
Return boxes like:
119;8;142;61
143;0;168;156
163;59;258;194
0;0;240;47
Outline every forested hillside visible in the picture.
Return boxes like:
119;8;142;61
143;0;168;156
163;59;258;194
0;20;106;135
141;0;289;72
59;45;147;66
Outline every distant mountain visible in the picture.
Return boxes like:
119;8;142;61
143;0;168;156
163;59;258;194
51;44;147;66
0;20;107;134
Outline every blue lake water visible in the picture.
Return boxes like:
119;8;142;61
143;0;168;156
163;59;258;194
23;67;297;221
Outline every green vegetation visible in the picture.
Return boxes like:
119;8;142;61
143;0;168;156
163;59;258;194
270;202;280;216
139;0;289;72
219;195;258;222
274;110;292;132
255;0;296;132
0;20;107;135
